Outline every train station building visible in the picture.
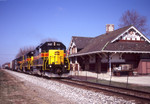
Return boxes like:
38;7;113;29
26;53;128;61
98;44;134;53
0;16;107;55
68;25;150;75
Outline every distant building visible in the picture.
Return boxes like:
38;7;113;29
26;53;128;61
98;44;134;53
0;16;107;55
68;25;150;75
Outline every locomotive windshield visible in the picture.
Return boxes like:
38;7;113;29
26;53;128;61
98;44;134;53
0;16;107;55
40;42;66;52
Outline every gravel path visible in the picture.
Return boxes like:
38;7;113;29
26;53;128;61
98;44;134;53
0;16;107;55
5;70;136;104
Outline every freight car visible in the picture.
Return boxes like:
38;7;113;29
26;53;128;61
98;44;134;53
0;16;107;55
11;59;17;71
12;41;70;77
2;62;10;69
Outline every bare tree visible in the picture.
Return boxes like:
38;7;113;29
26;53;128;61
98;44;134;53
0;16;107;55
16;46;35;58
41;38;58;43
119;10;149;36
15;38;58;58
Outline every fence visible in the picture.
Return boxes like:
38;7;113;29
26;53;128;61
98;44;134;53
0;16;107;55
69;70;150;93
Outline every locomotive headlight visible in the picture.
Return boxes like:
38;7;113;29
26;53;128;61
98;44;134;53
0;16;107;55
49;65;52;68
64;65;67;68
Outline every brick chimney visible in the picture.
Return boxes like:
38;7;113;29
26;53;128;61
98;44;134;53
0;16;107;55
106;24;114;33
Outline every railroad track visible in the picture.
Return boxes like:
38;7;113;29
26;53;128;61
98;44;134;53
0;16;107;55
55;78;150;102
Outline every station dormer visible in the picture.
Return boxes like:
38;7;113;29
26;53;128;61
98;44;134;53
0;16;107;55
68;36;93;55
69;41;77;54
111;26;150;43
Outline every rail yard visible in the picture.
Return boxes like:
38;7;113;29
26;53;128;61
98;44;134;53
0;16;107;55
1;69;150;104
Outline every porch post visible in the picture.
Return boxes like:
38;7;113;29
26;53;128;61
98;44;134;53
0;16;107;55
85;56;89;71
75;57;77;63
75;57;80;71
108;53;112;75
70;57;72;64
96;54;101;73
69;57;73;71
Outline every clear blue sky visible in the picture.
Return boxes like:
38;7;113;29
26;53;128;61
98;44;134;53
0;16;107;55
0;0;150;65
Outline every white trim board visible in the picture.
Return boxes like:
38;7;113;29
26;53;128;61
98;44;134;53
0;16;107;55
69;50;150;57
111;26;150;43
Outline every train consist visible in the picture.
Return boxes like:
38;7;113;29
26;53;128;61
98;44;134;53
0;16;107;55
10;41;70;77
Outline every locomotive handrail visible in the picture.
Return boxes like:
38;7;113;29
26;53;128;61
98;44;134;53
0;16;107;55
60;56;62;64
50;56;51;65
42;59;45;70
66;58;70;70
45;58;48;70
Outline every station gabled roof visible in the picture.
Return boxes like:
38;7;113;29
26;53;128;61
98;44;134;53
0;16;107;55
71;36;93;49
69;25;150;57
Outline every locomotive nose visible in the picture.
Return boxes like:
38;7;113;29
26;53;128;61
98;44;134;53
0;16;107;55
56;69;62;75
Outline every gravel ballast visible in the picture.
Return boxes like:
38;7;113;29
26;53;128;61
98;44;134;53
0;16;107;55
5;70;136;104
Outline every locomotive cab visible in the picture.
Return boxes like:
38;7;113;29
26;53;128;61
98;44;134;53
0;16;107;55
40;41;70;76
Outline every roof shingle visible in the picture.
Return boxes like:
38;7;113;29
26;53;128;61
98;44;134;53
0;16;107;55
72;36;93;49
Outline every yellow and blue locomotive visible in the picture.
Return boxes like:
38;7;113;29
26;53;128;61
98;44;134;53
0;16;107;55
31;41;70;77
12;41;70;77
22;51;34;73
